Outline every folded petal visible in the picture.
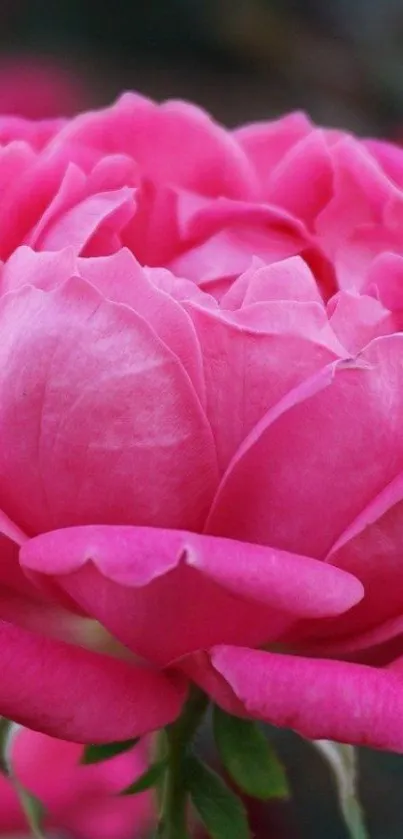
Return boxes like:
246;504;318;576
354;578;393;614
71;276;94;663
39;187;136;254
210;646;403;752
0;146;77;259
20;525;362;667
170;198;309;290
1;245;77;294
222;256;325;310
327;291;396;354
265;131;333;227
0;621;186;742
234;112;312;194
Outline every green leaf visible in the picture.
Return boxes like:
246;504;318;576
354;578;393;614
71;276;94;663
120;759;167;796
213;706;289;800
313;741;368;839
82;737;140;764
185;754;250;839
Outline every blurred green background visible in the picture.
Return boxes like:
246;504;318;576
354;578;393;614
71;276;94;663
2;2;403;837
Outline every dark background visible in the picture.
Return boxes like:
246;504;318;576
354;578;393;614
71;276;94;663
3;0;403;135
2;2;403;837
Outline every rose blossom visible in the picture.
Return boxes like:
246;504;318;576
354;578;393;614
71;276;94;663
0;729;151;839
0;93;403;750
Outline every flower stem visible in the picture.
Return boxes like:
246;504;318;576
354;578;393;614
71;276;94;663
156;686;208;839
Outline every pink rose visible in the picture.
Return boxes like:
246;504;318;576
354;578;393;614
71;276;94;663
1;93;403;750
0;729;151;838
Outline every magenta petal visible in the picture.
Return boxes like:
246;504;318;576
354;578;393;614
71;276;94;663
184;532;363;616
77;250;206;401
0;277;218;534
327;290;395;354
0;621;186;742
207;336;403;559
265;130;333;227
57;92;255;199
234;112;312;194
40;187;136;253
188;298;341;470
21;526;362;666
21;525;363;617
2;245;77;294
309;474;403;644
211;646;403;752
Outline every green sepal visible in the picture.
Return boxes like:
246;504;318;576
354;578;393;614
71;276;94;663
82;738;140;765
213;706;289;800
120;758;168;796
185;753;250;839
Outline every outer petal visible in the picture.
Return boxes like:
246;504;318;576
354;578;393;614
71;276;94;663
20;525;362;667
0;621;185;742
207;336;403;559
210;646;403;752
55;92;255;199
0;278;218;534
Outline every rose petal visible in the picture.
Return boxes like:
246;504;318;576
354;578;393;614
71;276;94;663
2;245;77;294
328;290;396;354
0;277;218;534
234;112;312;194
56;92;255;198
207;336;403;560
20;525;363;667
40;187;136;254
265;131;333;227
210;645;403;752
222;256;325;310
189;300;341;470
77;250;206;400
0;620;186;742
